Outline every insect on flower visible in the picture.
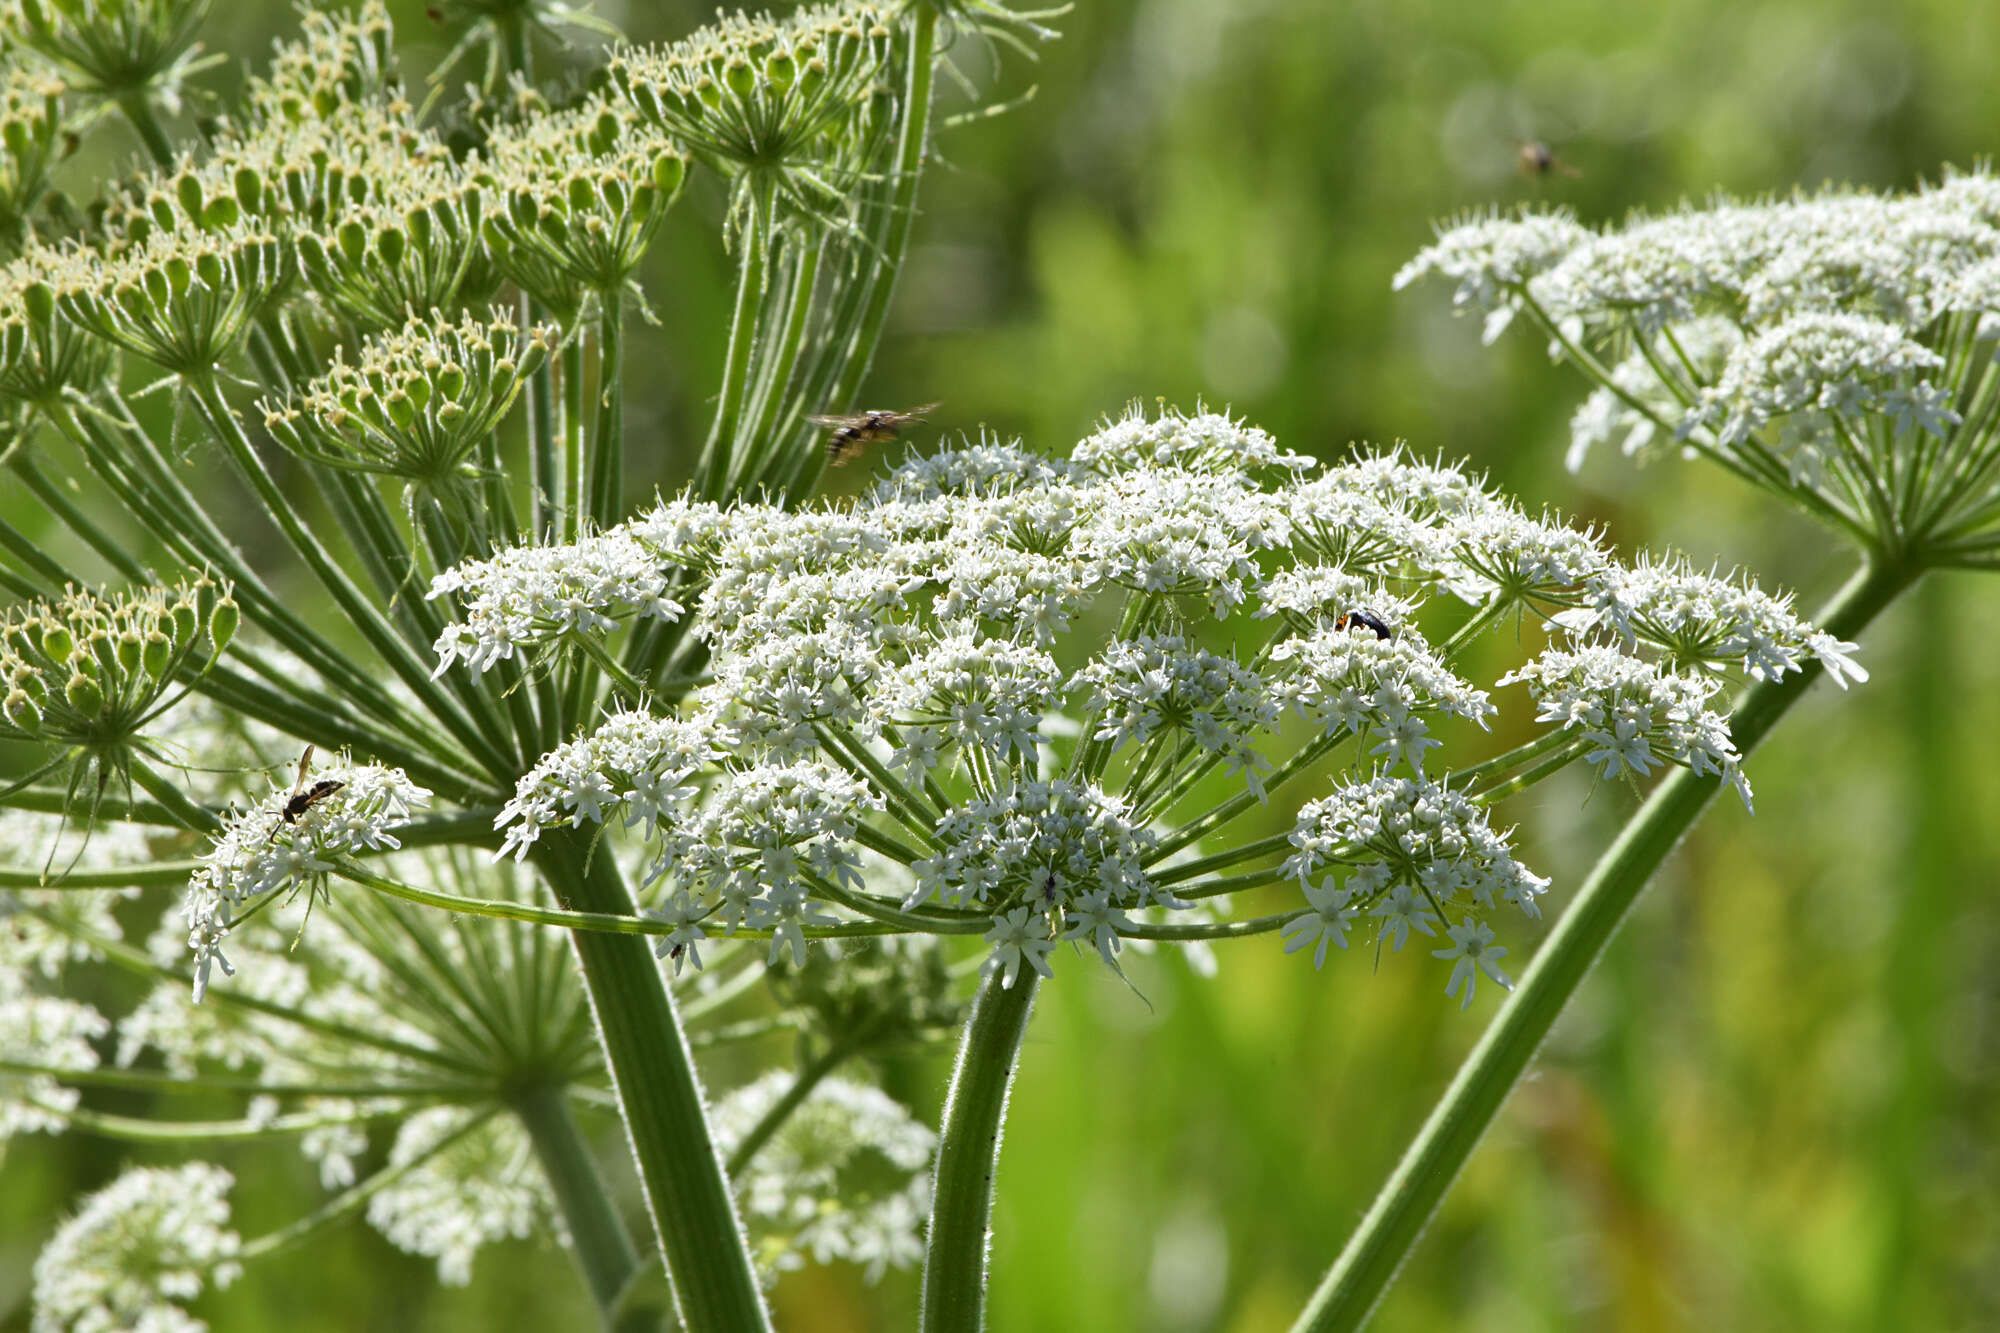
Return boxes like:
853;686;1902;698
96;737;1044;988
1334;609;1395;641
270;746;345;841
806;402;941;467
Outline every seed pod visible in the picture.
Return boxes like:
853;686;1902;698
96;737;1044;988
207;595;239;658
64;669;102;718
142;629;172;682
4;686;42;732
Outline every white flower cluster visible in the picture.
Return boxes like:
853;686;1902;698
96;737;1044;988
364;1107;556;1287
0;970;107;1147
1284;774;1549;926
1501;646;1750;806
1399;170;2000;550
434;406;1851;1002
183;759;430;1000
714;1071;934;1284
1555;557;1869;688
1074;635;1280;794
1268;626;1495;774
428;526;694;679
31;1163;241;1333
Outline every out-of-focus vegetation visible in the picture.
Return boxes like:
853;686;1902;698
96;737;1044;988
2;1;1995;1330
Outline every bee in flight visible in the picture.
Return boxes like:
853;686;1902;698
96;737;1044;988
806;401;941;467
270;745;345;841
1334;609;1394;641
1517;141;1580;180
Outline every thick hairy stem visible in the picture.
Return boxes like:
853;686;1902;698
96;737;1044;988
511;1081;663;1333
1291;557;1917;1333
921;965;1040;1333
530;829;771;1333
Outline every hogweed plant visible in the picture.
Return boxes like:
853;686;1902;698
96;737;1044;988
1288;171;2000;1329
0;3;1888;1333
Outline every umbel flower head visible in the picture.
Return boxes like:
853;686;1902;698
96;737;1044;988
182;755;429;1000
1396;169;2000;566
30;1161;241;1333
610;0;897;243
261;307;554;530
478;92;689;316
0;576;233;820
2;0;213;108
438;405;1858;1005
715;1071;935;1283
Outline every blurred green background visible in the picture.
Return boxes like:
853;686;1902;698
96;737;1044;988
4;0;1998;1329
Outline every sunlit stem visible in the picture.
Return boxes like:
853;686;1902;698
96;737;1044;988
126;759;222;836
921;962;1038;1333
1151;831;1294;888
529;828;774;1332
1147;730;1347;865
184;373;518;784
589;285;626;528
729;239;823;496
698;192;771;498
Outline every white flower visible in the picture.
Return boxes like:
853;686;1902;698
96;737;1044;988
429;525;695;679
1281;878;1357;970
1393;208;1594;341
1432;917;1514;1010
183;760;430;999
981;905;1057;989
32;1164;241;1333
0;976;107;1146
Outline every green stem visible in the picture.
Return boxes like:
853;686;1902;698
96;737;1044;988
824;3;938;413
921;963;1040;1333
699;206;769;498
591;287;626;528
127;760;222;835
184;374;516;784
530;829;772;1333
1289;556;1915;1333
114;91;176;168
8;453;147;581
511;1081;661;1333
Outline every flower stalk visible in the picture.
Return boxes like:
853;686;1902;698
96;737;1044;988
531;828;773;1333
921;964;1040;1333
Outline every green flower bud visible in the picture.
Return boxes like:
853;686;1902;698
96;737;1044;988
4;687;42;733
724;56;757;98
142;629;172;682
40;622;73;664
176;174;205;223
207;595;238;658
64;669;102;718
116;629;143;675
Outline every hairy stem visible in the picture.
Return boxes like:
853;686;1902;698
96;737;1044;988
1291;556;1916;1333
921;964;1040;1333
530;828;772;1333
